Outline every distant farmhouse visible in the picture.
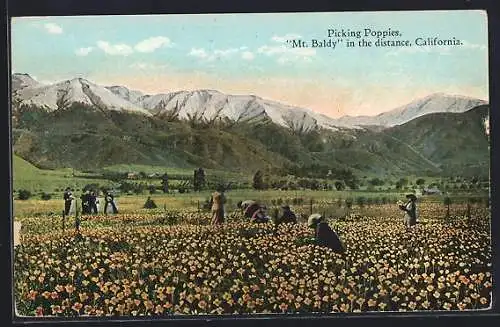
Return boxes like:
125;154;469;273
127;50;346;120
422;187;442;195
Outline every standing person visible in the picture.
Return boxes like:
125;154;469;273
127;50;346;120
307;214;345;254
399;194;418;229
210;189;226;225
63;187;73;216
104;190;118;214
80;191;89;215
89;191;99;214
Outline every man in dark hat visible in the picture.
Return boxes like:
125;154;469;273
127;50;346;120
307;214;345;254
399;194;418;228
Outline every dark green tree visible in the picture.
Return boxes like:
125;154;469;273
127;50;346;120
444;197;452;219
161;173;169;193
253;170;265;190
335;181;345;191
416;178;426;186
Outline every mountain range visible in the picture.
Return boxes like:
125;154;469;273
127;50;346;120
12;73;486;130
10;73;490;178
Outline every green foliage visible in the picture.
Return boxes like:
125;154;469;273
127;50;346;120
416;178;426;186
40;192;52;201
356;196;367;207
334;181;345;191
148;185;157;194
369;177;385;186
253;170;265;190
18;189;32;200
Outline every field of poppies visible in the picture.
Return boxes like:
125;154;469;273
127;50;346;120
13;202;492;316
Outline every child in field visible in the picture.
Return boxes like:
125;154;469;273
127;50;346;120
307;214;345;254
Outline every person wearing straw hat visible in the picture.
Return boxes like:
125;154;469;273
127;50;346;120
398;194;418;228
307;213;345;254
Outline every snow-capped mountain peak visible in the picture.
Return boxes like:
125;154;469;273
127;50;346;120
12;73;488;132
12;73;41;90
331;93;487;128
12;75;151;115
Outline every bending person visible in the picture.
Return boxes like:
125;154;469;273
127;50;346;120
307;213;345;254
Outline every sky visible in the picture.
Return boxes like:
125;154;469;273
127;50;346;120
10;10;489;118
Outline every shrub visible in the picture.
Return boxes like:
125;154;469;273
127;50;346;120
18;189;32;200
41;192;52;201
356;196;366;207
148;185;157;194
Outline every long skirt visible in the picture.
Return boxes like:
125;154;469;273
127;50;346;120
211;208;224;225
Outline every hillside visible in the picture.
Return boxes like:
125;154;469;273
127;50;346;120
11;100;490;178
11;102;293;172
385;105;490;176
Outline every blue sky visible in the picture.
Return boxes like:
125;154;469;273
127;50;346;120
10;10;488;118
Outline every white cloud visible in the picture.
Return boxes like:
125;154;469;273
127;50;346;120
129;62;168;70
134;36;172;53
96;41;134;56
44;23;63;34
271;33;301;43
241;51;255;61
213;48;239;58
257;34;316;64
189;48;209;59
75;47;93;56
189;47;242;62
386;39;487;57
461;40;487;51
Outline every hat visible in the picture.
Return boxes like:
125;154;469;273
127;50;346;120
308;213;323;228
406;194;417;201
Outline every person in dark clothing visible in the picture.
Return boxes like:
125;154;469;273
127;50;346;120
80;191;90;215
399;194;418;228
238;200;269;223
308;214;345;254
103;191;118;214
89;191;98;214
277;205;298;225
63;187;73;216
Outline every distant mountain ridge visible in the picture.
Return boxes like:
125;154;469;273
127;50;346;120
332;93;487;128
12;75;151;115
12;73;487;131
